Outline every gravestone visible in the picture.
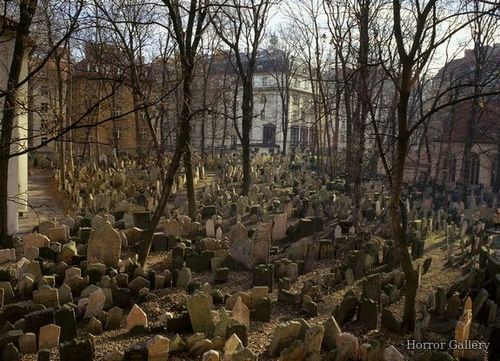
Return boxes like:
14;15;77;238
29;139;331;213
252;223;271;265
126;304;148;332
230;238;252;269
87;222;121;268
453;297;472;359
38;324;61;350
272;213;287;243
187;292;213;333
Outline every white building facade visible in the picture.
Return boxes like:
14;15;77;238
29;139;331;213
0;23;30;234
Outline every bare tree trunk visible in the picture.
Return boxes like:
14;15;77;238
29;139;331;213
241;77;253;196
220;90;229;156
140;64;194;265
390;71;418;330
55;58;65;190
0;0;38;240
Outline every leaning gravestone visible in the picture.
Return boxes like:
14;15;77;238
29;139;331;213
272;213;287;242
252;223;271;265
87;222;121;268
187;292;213;333
230;238;253;269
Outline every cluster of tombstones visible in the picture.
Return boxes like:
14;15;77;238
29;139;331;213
1;152;498;360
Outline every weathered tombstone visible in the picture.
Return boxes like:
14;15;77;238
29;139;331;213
453;297;472;359
86;222;121;268
334;291;358;325
38;324;61;350
84;288;105;319
229;223;248;246
232;297;250;329
304;325;324;356
54;305;77;342
3;343;19;361
126;304;148;332
146;335;170;361
435;287;446;317
322;316;341;351
33;286;59;308
253;264;273;292
105;307;123;330
272;213;287;243
252;223;271;265
19;333;37;355
359;298;377;330
87;317;102;335
334;225;342;239
268;321;301;356
206;219;216;238
187;292;213;333
345;269;355;286
59;336;94;361
230;238;253;269
472;288;489;319
176;266;192;289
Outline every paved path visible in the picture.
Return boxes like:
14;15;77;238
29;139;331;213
16;168;219;235
18;170;66;234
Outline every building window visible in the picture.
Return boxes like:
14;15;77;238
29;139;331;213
443;156;457;182
290;126;299;146
263;124;276;146
470;153;480;185
492;153;500;192
300;126;309;146
139;126;148;139
40;85;49;97
40;118;49;143
262;77;268;86
40;103;49;113
450;158;456;182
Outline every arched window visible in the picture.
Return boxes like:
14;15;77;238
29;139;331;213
470;153;480;185
263;124;276;146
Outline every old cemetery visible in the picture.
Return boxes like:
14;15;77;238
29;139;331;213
0;153;499;361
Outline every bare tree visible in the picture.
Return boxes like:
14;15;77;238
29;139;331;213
265;28;300;156
373;0;500;329
139;0;212;265
459;0;499;203
211;0;277;195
